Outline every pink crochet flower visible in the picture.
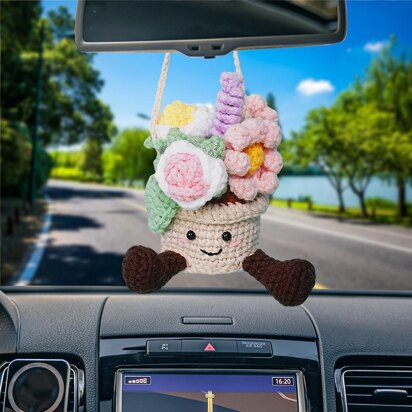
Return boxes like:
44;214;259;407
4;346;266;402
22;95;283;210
245;94;278;121
164;153;210;203
155;140;227;209
223;116;282;201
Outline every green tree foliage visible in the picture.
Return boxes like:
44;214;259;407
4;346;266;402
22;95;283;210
363;36;412;216
289;36;411;218
1;1;41;121
103;129;156;186
81;101;117;180
1;121;32;197
289;107;349;213
49;151;88;182
334;91;396;216
82;140;104;182
1;120;51;197
1;2;116;197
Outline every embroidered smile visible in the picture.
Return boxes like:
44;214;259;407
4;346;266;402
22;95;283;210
200;248;223;256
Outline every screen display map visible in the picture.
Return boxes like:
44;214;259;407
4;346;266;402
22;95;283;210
118;371;300;412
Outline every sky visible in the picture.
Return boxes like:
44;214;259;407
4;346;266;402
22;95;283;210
42;0;412;139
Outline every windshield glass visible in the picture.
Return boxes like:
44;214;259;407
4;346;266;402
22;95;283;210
1;0;411;291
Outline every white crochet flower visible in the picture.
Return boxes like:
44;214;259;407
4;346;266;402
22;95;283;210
155;140;227;210
156;102;215;139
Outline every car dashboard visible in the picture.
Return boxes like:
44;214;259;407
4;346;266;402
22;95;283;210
1;288;412;411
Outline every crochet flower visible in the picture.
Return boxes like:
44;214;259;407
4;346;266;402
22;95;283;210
156;100;215;139
155;140;227;209
223;117;282;201
245;94;279;121
212;72;245;136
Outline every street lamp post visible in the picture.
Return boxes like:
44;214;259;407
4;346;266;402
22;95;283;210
28;22;45;206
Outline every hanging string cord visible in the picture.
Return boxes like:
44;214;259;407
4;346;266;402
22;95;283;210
150;51;243;140
233;50;243;76
150;52;171;141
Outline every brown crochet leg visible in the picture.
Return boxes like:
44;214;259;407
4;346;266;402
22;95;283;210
122;246;186;293
243;249;316;306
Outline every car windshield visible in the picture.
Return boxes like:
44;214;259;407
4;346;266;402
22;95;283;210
1;0;411;291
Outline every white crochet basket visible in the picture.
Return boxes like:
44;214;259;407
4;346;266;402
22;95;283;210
161;195;268;274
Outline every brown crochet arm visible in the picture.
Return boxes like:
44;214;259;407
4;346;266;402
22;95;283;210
243;249;316;306
122;245;187;293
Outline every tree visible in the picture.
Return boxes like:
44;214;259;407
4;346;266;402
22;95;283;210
81;100;117;180
364;36;412;217
1;3;116;197
103;129;156;186
339;102;397;217
1;1;41;121
2;4;115;147
0;121;32;197
289;107;349;213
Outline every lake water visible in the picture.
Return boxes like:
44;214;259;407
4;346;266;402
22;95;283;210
275;176;412;207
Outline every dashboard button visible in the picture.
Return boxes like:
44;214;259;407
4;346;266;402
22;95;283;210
182;340;237;355
237;340;272;356
147;340;182;355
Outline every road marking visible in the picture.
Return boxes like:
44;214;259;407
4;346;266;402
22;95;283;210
119;199;147;213
263;213;412;255
314;282;328;289
16;195;52;286
274;209;412;242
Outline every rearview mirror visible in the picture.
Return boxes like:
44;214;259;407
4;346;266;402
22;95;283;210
75;0;347;57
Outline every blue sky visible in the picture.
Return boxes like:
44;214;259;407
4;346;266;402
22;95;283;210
42;0;412;139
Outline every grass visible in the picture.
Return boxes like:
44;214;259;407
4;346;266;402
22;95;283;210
1;197;47;285
270;198;412;227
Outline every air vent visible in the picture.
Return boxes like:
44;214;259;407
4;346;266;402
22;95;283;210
341;369;412;412
68;364;85;412
0;361;83;412
0;362;10;409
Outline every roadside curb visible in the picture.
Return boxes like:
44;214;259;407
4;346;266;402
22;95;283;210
16;194;53;286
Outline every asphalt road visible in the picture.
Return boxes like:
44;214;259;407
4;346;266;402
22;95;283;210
20;181;412;290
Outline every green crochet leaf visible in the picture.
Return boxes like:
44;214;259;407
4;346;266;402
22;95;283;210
145;175;179;234
152;128;225;159
144;136;154;149
197;135;226;159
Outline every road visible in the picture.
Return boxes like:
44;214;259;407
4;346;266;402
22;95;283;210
17;180;412;290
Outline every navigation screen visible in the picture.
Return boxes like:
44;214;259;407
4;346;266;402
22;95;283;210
118;371;301;412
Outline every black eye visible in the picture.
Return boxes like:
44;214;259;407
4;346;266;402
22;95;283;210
222;231;232;242
186;230;196;240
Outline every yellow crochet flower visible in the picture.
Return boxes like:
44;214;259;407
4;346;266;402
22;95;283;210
158;101;196;127
244;143;265;176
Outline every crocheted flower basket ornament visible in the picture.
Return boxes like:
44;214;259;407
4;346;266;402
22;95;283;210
123;52;316;306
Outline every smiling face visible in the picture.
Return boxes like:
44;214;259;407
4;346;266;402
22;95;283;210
160;195;268;274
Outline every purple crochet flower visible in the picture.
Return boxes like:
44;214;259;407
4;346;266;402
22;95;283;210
212;72;245;136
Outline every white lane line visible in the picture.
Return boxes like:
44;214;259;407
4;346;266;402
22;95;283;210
272;209;412;242
263;213;412;255
276;211;412;242
16;195;52;286
119;199;147;213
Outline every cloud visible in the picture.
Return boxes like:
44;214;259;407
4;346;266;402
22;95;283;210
297;79;335;96
364;41;386;53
